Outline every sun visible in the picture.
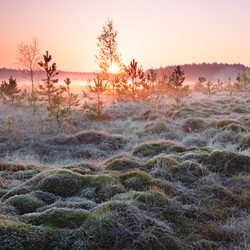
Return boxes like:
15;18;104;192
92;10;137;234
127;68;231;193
108;63;120;74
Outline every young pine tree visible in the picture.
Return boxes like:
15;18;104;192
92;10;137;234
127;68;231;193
62;78;80;113
124;59;149;101
203;81;217;98
82;75;108;120
37;51;60;103
46;92;71;124
167;66;190;109
0;77;21;106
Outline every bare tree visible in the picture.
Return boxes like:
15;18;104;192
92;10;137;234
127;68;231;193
16;36;42;95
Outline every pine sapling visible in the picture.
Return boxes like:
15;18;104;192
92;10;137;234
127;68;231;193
62;78;80;113
46;92;71;124
82;75;108;120
37;51;60;103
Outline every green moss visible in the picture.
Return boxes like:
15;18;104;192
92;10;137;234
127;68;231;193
22;208;90;228
132;140;186;158
5;195;46;214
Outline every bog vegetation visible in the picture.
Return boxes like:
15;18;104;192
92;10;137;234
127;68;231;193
1;19;250;249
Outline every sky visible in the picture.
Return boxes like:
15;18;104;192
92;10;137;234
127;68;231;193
0;0;250;72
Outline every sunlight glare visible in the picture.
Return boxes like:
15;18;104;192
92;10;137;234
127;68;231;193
109;63;120;74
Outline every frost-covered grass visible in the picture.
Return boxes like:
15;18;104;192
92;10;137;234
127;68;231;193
1;92;250;249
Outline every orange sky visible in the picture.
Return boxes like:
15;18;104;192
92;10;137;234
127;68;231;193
0;0;250;72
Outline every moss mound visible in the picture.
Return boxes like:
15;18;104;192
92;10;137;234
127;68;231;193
222;123;249;133
35;169;86;198
63;162;98;175
210;118;243;128
5;195;46;214
105;157;143;171
181;118;208;133
119;169;151;191
75;130;127;150
88;200;186;250
205;150;250;175
143;155;179;171
132;140;186;158
144;121;169;134
23;208;90;228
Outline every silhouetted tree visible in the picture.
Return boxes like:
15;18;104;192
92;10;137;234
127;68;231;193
0;77;21;106
167;66;190;108
37;51;60;103
95;19;123;102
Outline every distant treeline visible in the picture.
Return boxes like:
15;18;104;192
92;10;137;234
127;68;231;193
1;63;249;84
151;63;250;84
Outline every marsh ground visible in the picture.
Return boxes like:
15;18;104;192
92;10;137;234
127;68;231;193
1;92;250;249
